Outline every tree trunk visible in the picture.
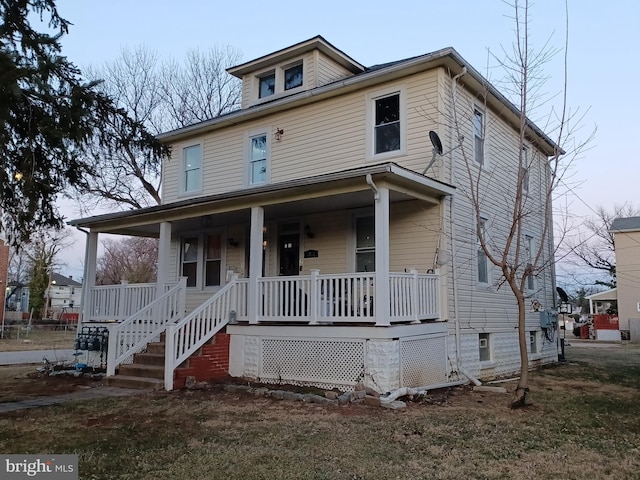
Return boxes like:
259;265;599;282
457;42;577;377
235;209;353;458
511;294;530;408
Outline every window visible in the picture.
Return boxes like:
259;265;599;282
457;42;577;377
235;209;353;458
374;93;401;154
525;235;534;290
355;216;375;272
477;216;489;284
183;144;202;193
284;63;303;90
181;233;225;288
479;333;491;362
249;134;268;185
259;72;275;98
529;331;538;354
521;147;529;193
205;234;222;287
181;237;199;287
473;108;484;165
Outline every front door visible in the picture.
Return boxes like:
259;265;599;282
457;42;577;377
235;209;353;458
279;233;300;276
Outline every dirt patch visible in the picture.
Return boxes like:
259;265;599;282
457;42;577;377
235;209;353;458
0;365;103;402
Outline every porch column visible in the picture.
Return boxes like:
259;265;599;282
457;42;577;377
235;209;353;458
375;187;390;326
81;230;99;326
157;221;172;297
248;206;264;324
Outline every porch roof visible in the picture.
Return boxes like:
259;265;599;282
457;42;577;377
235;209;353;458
68;162;455;236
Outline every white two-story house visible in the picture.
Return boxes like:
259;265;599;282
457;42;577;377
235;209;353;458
70;36;559;391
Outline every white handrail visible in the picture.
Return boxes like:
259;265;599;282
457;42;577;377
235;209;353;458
165;276;240;390
106;278;186;376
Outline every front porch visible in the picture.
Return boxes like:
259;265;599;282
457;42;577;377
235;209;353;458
71;163;456;391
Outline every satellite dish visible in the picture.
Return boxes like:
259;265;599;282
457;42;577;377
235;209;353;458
429;130;443;155
556;287;569;303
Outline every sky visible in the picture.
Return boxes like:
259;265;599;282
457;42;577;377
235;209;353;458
50;0;639;285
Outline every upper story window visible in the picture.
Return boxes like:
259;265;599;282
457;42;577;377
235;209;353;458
355;216;375;272
375;94;401;154
525;234;534;290
284;63;303;90
366;86;406;160
473;108;485;166
477;216;489;285
255;61;304;101
183;144;202;193
259;72;275;98
521;147;530;193
249;133;268;185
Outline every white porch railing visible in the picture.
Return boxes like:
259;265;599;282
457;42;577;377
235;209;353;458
87;282;176;322
250;270;439;324
165;276;244;390
106;278;186;376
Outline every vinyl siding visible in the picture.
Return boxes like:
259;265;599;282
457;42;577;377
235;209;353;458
444;82;555;333
315;51;356;87
162;69;443;203
614;231;640;330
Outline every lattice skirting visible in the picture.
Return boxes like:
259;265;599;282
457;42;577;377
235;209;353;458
261;338;365;390
400;335;447;387
229;327;450;392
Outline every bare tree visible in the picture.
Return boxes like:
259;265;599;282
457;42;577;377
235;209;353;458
75;45;243;213
96;237;159;285
23;228;74;318
450;0;592;407
566;203;639;289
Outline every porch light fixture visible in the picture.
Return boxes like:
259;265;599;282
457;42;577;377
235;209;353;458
304;224;314;238
275;127;284;141
227;238;239;247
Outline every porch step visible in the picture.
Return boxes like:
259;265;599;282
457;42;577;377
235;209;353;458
104;374;164;390
133;352;165;366
145;342;165;355
118;363;165;379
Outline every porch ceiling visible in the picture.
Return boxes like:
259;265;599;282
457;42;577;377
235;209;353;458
68;162;455;237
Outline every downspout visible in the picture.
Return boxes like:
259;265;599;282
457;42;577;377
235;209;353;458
448;66;481;386
365;174;379;200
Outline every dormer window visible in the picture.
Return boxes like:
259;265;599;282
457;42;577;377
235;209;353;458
284;63;303;90
259;72;275;98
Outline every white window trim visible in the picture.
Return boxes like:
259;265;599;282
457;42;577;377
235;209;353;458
477;214;491;287
521;146;530;194
180;230;227;290
365;85;407;161
245;128;271;186
472;106;486;167
347;208;375;272
179;140;204;196
479;332;493;364
253;57;306;104
524;233;535;291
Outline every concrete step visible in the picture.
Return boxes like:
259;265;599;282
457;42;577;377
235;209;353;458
119;364;164;379
104;375;164;390
133;352;165;366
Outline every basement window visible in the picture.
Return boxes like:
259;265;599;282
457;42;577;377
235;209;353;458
479;333;491;362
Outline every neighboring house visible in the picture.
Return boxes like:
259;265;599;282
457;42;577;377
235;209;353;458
611;217;640;341
46;273;83;311
5;281;29;313
586;288;617;316
69;36;560;391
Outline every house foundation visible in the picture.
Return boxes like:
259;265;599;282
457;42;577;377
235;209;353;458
227;322;450;393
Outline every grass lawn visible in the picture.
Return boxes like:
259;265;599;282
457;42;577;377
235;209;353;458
0;327;76;352
1;343;639;479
